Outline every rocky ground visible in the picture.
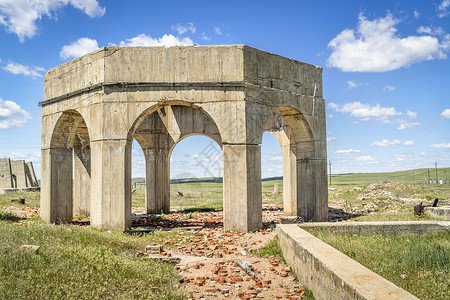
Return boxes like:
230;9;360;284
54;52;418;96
132;205;307;300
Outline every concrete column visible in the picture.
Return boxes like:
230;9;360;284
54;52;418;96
144;147;170;214
90;139;131;230
281;143;298;216
223;144;262;232
40;148;73;223
73;145;91;216
296;150;316;221
314;158;328;221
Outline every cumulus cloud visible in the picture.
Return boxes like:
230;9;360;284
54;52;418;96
441;108;450;118
214;27;222;35
172;22;196;35
2;62;45;78
60;37;99;59
0;98;31;129
336;149;363;155
414;10;419;19
430;143;450;149
118;33;194;47
383;85;396;92
347;80;368;89
406;110;417;119
369;139;401;147
327;13;448;72
327;101;401;122
403;140;415;146
438;0;450;18
356;155;375;162
0;0;105;42
397;121;420;130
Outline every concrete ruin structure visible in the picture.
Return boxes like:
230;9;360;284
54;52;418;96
40;45;328;232
0;158;38;188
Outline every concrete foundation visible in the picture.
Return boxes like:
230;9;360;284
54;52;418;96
277;224;420;300
40;45;328;231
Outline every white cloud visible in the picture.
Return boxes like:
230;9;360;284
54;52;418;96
214;27;222;35
347;80;368;89
0;98;31;129
418;26;445;37
327;13;448;72
2;62;45;78
60;37;99;59
406;110;417;119
414;10;419;19
201;32;210;40
430;143;450;149
0;0;105;42
438;0;450;18
403;140;415;146
327;136;336;142
171;22;196;35
118;33;194;47
327;101;401;122
356;155;374;162
369;139;401;147
336;149;363;155
441;108;450;118
397;122;420;130
383;85;396;92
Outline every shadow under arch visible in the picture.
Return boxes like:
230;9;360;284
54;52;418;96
127;101;223;215
42;109;91;223
262;106;319;220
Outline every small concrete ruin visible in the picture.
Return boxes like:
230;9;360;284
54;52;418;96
40;45;328;231
0;158;38;189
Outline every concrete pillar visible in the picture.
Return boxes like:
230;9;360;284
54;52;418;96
281;143;298;216
314;158;328;221
223;144;262;232
40;148;73;223
90;139;131;230
74;145;91;216
144;147;170;214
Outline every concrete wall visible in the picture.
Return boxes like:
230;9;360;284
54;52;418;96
277;224;419;300
0;158;13;188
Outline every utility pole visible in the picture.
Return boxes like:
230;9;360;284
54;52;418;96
427;169;430;184
435;161;439;183
328;161;332;185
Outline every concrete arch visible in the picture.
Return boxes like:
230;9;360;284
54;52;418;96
130;103;223;214
41;110;92;224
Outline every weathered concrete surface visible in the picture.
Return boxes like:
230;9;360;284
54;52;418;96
0;158;38;188
424;206;450;220
300;220;450;235
40;45;328;231
0;158;13;188
277;224;419;300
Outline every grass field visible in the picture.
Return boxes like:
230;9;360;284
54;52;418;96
1;167;449;299
308;229;450;300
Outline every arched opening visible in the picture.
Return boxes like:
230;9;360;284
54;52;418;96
261;132;284;207
170;135;223;212
128;103;223;220
44;110;91;223
262;107;318;221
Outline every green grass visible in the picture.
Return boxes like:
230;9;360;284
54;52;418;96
331;167;450;185
309;230;450;300
0;223;185;299
252;237;286;263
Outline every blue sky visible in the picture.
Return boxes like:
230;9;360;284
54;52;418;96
0;0;449;179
